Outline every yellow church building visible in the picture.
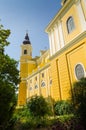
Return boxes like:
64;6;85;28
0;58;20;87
18;0;86;106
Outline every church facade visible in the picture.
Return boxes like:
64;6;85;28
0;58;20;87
18;0;86;106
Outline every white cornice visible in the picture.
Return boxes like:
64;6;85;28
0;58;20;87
21;78;27;81
49;31;86;60
36;50;50;64
45;0;75;33
20;59;36;64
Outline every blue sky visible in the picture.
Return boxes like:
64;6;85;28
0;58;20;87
0;0;61;62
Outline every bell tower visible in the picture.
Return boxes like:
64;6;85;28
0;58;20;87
21;33;32;61
20;33;32;78
18;33;34;106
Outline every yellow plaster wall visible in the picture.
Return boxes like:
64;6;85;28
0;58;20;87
28;63;36;75
19;38;86;105
18;81;27;106
57;54;71;100
41;88;47;97
51;37;86;101
34;89;39;95
20;55;32;60
62;4;82;44
20;62;36;78
40;68;50;98
29;89;34;97
51;54;71;101
20;63;29;78
67;40;86;84
27;65;51;99
50;59;61;101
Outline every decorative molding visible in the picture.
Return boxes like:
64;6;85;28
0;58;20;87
20;60;36;64
49;31;86;60
27;63;50;79
45;0;74;33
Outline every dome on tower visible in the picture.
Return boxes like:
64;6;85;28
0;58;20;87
23;33;31;44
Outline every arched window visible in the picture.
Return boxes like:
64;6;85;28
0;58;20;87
29;86;32;91
24;49;27;54
67;16;75;33
34;84;38;89
41;81;46;87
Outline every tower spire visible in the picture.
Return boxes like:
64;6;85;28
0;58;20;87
23;32;31;44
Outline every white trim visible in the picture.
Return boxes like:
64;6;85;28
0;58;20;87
53;28;57;53
81;0;86;20
38;73;40;95
76;0;86;31
21;78;27;81
20;60;36;64
58;21;65;48
48;33;53;56
51;30;56;55
54;24;61;51
45;69;48;97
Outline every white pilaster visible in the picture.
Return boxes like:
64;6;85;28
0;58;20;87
51;29;56;55
58;21;65;48
37;73;40;96
53;26;58;52
76;0;86;31
54;24;61;51
81;0;86;20
45;69;48;97
48;33;53;56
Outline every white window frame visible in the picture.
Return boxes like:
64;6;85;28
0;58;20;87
67;16;75;33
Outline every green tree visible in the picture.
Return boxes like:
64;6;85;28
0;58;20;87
27;95;50;119
0;24;20;130
72;78;86;126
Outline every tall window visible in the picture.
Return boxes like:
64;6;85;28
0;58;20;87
42;73;44;78
35;76;37;81
41;81;46;87
24;49;27;54
67;16;75;33
34;84;38;89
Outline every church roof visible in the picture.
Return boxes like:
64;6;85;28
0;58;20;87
23;33;31;44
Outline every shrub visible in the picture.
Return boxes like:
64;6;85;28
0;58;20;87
27;95;51;118
13;106;31;123
71;78;86;127
54;100;73;116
